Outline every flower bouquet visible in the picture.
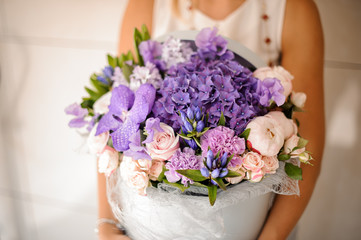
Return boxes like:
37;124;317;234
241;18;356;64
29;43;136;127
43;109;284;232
66;25;311;239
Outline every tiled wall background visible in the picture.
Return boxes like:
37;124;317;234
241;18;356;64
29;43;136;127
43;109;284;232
0;0;360;239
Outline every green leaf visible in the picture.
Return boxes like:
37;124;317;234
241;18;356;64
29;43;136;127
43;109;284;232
121;64;133;83
141;24;151;40
281;102;293;111
90;78;108;94
163;179;189;192
293;106;304;112
126;50;134;61
207;185;217;206
285;162;303;180
213;178;227;191
225;170;243;178
218;112;226;126
80;99;94;109
193;137;202;148
295;118;300;128
107;54;116;68
133;28;144;66
225;153;234;167
239;128;251;140
278;154;291;161
176;169;208;182
178;133;192;140
191;182;208;188
157;165;167;182
85;87;101;100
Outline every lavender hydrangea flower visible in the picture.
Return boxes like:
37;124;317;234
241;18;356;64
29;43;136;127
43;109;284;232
164;148;203;186
195;27;229;60
257;78;285;106
129;62;163;91
65;103;89;128
96;84;155;151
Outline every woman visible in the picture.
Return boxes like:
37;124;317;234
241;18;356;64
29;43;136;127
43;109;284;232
97;0;325;239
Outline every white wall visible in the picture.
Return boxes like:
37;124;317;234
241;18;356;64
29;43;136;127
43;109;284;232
0;0;360;239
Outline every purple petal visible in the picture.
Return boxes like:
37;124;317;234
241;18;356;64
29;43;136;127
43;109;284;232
111;121;139;151
212;168;220;178
201;167;210;178
219;168;228;178
65;103;87;117
108;85;135;115
143;117;163;144
68;117;88;128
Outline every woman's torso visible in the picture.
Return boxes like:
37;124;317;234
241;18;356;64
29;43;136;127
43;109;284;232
152;0;287;66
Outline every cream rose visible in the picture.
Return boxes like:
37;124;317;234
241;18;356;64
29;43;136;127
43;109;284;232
262;156;279;174
136;159;152;172
149;160;165;181
225;167;246;184
265;111;295;140
87;123;109;154
98;146;119;176
253;66;294;97
248;169;264;183
127;171;149;196
93;91;112;114
283;134;305;155
246;116;284;156
291;91;307;109
146;123;180;161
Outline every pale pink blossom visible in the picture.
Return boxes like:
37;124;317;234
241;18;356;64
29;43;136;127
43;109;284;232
226;167;246;184
128;171;149;196
248;169;264;183
120;156;141;180
291;91;307;109
253;66;294;97
283;134;305;155
242;152;265;172
149;160;165;181
87;123;109;154
265;111;295;140
146;123;180;161
135;159;152;172
98;146;119;176
246;116;284;156
262;155;279;174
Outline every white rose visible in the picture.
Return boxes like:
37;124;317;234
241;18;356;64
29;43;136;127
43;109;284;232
291;91;307;109
93;91;112;114
265;111;295;140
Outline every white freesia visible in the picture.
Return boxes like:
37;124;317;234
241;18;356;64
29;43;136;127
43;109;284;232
93;91;112;115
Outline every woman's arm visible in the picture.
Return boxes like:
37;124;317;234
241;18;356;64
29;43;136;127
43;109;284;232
97;1;155;239
258;0;325;239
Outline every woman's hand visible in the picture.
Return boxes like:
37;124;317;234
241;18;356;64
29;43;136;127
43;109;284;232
98;223;131;240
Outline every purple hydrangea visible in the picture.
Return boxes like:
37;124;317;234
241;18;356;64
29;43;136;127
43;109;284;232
200;126;245;168
195;27;230;60
164;148;203;186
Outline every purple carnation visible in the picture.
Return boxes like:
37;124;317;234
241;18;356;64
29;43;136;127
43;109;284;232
164;148;203;186
200;126;245;168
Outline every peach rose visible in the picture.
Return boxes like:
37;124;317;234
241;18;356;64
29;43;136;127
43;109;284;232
146;123;180;161
265;111;295;140
291;91;307;109
149;160;165;181
283;134;305;156
87;123;109;154
128;171;149;196
253;66;294;97
246;116;284;156
98;146;119;176
225;167;246;184
242;152;265;171
262;155;279;174
136;159;152;172
93;91;112;114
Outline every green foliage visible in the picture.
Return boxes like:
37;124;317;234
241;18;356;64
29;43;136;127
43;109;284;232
207;185;218;206
133;24;151;66
157;165;167;182
285;162;303;180
176;170;208;182
213;178;227;191
218;112;226;126
278;154;291;161
239;128;251;140
225;170;243;178
163;179;189;192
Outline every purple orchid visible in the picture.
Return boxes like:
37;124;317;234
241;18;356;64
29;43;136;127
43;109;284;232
65;103;89;128
96;84;156;151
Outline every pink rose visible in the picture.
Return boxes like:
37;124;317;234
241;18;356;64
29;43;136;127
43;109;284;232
253;66;294;97
98;146;119;176
146;123;180;161
149;160;165;181
265;111;295;140
246;116;284;156
262;156;279;174
291;91;307;109
128;171;149;196
135;159;152;172
242;152;265;171
93;91;112;114
248;169;264;183
283;134;305;155
87;123;109;154
120;156;141;179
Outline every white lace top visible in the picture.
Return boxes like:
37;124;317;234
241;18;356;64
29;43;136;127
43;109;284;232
152;0;287;65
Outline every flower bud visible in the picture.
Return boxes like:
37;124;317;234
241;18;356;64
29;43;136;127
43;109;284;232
220;152;228;167
196;120;205;132
219;168;228;178
187;108;194;120
184;121;193;133
195;107;202;121
212;168;220;178
201;167;210;178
